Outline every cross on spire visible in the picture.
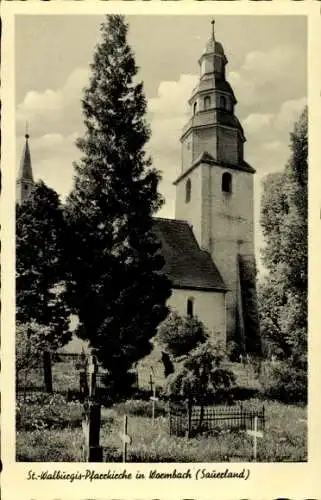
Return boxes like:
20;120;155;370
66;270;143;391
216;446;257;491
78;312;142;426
211;19;215;41
25;121;29;139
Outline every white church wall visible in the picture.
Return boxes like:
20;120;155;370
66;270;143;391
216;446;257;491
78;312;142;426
175;165;203;246
201;163;254;341
167;288;226;346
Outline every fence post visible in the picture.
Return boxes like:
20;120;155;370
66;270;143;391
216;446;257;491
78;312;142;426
43;349;53;393
240;402;244;430
81;355;103;462
185;399;192;439
253;416;258;461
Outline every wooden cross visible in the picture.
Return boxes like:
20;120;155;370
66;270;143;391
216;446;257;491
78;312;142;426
81;354;102;462
246;416;263;461
150;385;159;422
149;371;154;393
88;355;98;399
119;415;132;462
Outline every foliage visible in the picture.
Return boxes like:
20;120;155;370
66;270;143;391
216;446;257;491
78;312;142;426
226;340;242;362
164;342;235;404
114;398;168;418
238;256;262;356
259;107;307;383
16;322;51;386
64;15;171;399
157;311;209;358
16;181;71;348
16;393;82;431
16;428;83;462
260;361;307;404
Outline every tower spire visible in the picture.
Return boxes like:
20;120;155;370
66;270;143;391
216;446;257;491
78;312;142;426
211;19;215;41
16;126;34;204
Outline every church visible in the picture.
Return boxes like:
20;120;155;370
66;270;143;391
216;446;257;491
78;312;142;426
16;22;261;355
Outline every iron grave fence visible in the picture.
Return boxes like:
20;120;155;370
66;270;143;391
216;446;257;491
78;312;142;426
169;400;265;438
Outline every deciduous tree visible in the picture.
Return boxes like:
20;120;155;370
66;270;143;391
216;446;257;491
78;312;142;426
16;181;71;391
259;107;307;399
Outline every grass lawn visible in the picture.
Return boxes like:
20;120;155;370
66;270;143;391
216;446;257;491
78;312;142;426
16;356;307;462
16;398;307;462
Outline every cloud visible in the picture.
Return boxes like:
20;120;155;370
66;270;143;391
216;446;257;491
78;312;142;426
148;74;198;116
243;113;274;135
147;74;198;184
229;44;306;110
17;89;63;123
16;67;90;137
274;97;307;131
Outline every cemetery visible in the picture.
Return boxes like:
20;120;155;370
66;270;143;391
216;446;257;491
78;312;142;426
16;348;307;463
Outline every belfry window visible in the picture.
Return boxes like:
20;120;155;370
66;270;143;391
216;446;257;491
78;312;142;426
193;102;197;115
222;172;232;193
185;178;191;203
204;96;211;110
187;297;194;317
220;95;227;109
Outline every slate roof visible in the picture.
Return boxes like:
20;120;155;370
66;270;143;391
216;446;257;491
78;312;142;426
153;217;227;292
18;135;34;182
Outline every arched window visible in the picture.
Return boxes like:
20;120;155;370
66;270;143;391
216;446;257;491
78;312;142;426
204;95;211;110
187;297;194;317
222;172;232;193
185;178;191;203
220;95;227;109
193;102;197;115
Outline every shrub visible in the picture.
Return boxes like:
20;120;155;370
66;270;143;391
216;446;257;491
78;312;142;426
157;311;209;358
226;340;242;362
16;428;83;462
114;399;168;418
16;393;82;431
260;361;307;403
164;342;236;407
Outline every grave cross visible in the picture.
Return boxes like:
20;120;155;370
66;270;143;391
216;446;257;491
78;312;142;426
150;385;159;422
119;415;132;462
149;371;154;394
88;354;98;399
246;415;263;461
81;355;102;462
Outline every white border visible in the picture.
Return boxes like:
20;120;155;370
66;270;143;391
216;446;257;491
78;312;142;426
1;2;321;499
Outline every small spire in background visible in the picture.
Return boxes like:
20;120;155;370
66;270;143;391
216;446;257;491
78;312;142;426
211;19;215;41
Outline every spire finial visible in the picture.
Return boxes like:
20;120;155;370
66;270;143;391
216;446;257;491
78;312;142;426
25;121;29;140
211;19;215;41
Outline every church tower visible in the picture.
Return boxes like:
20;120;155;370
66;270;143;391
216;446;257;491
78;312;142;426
174;21;260;353
16;131;34;205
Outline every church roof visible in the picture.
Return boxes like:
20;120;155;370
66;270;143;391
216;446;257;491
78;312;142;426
18;134;34;182
173;151;256;186
153;217;227;292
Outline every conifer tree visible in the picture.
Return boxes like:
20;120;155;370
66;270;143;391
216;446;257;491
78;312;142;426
64;15;171;397
16;181;71;391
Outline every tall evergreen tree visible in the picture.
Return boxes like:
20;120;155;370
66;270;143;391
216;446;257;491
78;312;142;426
259;107;307;370
16;181;71;391
64;15;171;396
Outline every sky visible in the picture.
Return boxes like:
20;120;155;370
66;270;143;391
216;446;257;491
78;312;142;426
15;14;307;267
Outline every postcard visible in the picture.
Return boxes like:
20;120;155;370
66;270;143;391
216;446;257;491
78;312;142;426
1;0;320;499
